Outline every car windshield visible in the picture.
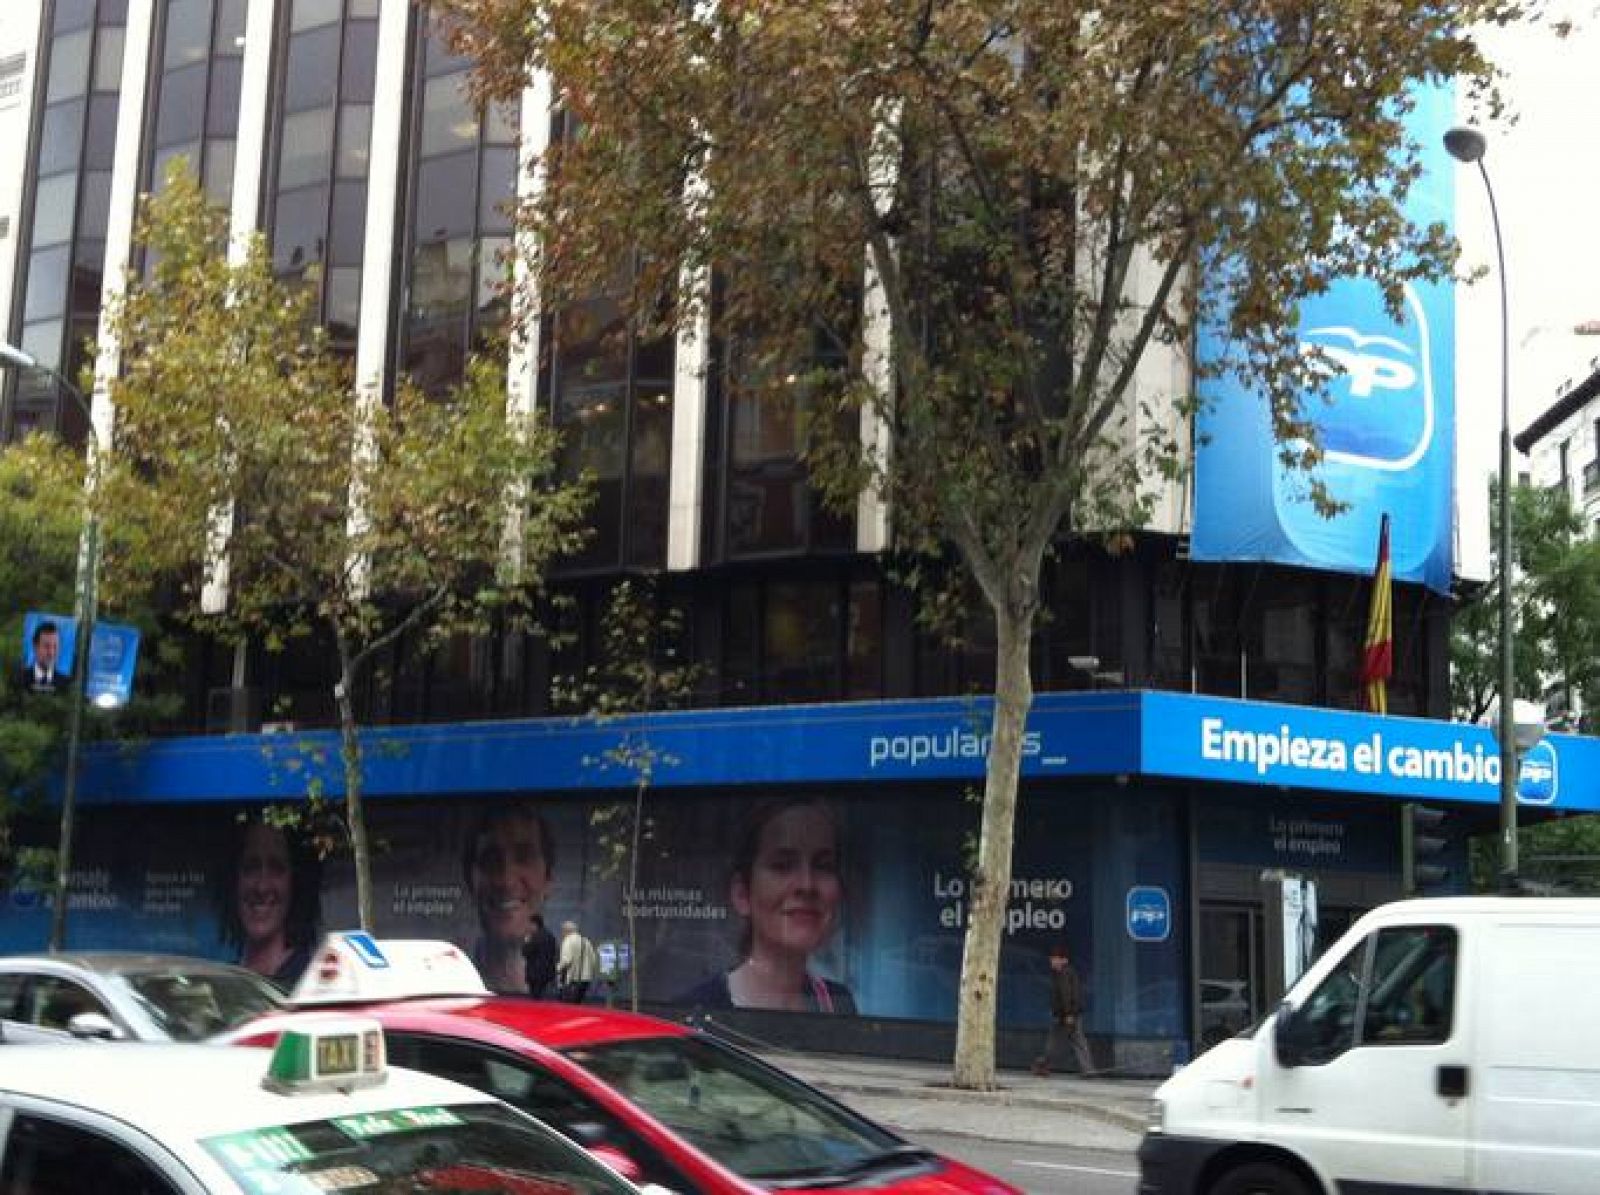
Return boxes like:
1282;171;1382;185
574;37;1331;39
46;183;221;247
115;969;285;1041
565;1036;915;1184
201;1102;636;1195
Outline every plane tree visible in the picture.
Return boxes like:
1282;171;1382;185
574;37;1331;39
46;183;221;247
437;0;1515;1087
101;168;590;930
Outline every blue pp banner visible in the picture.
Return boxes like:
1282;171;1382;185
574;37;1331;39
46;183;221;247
1192;85;1456;593
19;609;79;693
84;620;140;708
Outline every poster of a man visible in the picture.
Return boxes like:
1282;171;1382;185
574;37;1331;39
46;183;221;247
462;803;556;994
19;616;72;693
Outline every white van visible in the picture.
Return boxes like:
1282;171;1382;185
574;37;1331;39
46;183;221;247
1140;897;1600;1195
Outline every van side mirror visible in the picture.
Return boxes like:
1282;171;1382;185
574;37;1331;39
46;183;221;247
1273;1001;1311;1068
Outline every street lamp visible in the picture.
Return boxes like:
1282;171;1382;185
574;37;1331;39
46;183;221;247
0;340;103;949
1443;125;1524;891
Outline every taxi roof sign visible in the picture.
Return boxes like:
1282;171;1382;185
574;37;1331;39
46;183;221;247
263;1016;386;1094
289;934;490;1006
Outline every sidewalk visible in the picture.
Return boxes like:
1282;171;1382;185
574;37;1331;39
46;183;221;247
754;1049;1160;1152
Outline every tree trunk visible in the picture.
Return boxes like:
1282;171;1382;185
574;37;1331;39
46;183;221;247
333;629;374;931
951;598;1036;1090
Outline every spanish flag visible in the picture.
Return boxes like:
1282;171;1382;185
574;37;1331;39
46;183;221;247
1361;513;1393;714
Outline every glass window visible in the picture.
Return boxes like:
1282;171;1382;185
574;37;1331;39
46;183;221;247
387;1036;693;1195
272;184;330;271
485;98;518;146
290;0;342;31
845;579;883;697
475;236;510;321
766;580;840;699
569;1036;899;1184
84;93;119;170
78;170;113;241
423;23;471;77
24;246;71;321
350;0;379;16
154;62;206;147
39;101;86;175
47;30;92;103
328;179;367;266
70;249;105;312
93;26;125;90
208;55;243;136
1359;926;1456;1046
419;72;477;158
335;103;372;178
31;173;79;247
278;106;335;190
626;387;672;568
203;139;235;203
0;1116;179;1195
19;320;65;374
53;0;95;33
23;976;111;1030
98;0;130;26
326;265;362;345
478;147;516;234
214;0;246;55
413;151;478;242
163;0;212;70
283;24;339;112
340;18;378;101
1294;926;1456;1065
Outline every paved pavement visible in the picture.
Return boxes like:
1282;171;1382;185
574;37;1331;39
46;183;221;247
754;1049;1161;1153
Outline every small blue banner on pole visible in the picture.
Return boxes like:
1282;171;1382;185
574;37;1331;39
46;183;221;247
84;621;140;708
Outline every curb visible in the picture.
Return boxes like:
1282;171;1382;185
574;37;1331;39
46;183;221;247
800;1076;1150;1134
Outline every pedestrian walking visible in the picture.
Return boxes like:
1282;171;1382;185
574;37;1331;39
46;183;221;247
521;913;559;999
1033;943;1094;1076
556;920;600;1004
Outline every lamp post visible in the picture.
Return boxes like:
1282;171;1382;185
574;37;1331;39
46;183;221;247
0;341;102;949
1443;125;1523;892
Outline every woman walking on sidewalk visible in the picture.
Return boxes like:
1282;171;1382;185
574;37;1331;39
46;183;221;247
1033;943;1094;1076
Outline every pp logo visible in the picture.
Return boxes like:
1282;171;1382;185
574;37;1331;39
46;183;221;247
1126;886;1171;943
1298;280;1435;472
1517;740;1558;806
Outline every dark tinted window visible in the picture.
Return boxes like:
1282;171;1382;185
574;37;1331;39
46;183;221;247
163;0;212;70
283;25;339;112
340;19;378;100
0;1116;178;1195
84;93;119;169
38;101;86;175
24;246;71;321
154;62;206;147
387;1034;693;1194
46;30;91;102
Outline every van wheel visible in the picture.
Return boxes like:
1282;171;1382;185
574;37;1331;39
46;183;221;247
1210;1162;1312;1195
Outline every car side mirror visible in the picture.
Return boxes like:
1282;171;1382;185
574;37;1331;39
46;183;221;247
66;1011;122;1040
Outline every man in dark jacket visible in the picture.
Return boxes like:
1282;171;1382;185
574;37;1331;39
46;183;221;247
521;913;559;999
1033;943;1094;1076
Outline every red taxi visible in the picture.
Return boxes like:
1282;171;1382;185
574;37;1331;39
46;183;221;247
226;934;1019;1195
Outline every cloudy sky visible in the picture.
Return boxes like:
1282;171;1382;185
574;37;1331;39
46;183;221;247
1453;8;1600;578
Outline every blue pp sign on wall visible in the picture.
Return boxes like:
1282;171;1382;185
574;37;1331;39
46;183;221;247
1127;886;1171;942
1518;741;1558;806
1192;85;1456;594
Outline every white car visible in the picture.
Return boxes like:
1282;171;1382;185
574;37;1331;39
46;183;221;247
0;1016;645;1194
0;952;284;1042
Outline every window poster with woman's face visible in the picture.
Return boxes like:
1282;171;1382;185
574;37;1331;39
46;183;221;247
0;784;1185;1032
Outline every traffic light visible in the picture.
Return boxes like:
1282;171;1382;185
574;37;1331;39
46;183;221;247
1402;803;1452;896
